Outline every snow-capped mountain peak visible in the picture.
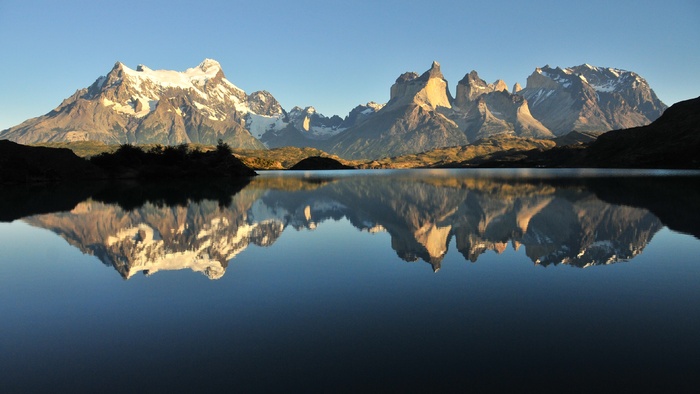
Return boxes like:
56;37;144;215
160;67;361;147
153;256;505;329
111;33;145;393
85;59;253;127
531;64;651;95
116;59;237;96
0;59;270;147
197;58;222;72
567;64;648;94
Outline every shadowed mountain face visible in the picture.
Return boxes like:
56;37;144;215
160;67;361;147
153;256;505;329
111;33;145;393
14;171;691;279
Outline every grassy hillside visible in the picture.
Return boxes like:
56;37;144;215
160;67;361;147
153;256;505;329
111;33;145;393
233;136;555;170
29;135;559;170
232;146;356;169
358;136;556;168
34;141;118;157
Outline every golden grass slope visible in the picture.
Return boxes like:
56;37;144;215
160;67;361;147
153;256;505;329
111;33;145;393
31;135;556;170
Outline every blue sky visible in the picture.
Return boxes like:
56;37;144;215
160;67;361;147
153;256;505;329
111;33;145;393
1;0;698;130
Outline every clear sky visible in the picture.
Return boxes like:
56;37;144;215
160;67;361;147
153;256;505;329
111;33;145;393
1;0;698;131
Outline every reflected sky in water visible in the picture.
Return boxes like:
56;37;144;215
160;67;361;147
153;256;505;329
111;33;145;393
1;169;699;392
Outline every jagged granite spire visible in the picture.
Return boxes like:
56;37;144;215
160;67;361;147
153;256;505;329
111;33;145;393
418;61;444;81
455;70;508;109
389;61;452;109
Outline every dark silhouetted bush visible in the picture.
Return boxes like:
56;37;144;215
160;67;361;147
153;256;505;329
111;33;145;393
90;144;256;179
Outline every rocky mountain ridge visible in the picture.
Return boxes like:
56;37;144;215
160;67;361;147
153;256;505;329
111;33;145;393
451;70;554;142
519;64;666;135
328;62;469;159
0;59;667;159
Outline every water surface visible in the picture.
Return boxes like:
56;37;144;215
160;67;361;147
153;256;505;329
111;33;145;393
1;169;699;392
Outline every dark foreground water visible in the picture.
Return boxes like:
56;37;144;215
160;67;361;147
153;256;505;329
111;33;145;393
1;169;699;392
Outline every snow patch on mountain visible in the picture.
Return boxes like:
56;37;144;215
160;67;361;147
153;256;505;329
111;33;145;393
247;113;287;139
287;106;347;138
95;76;107;89
122;59;238;95
101;59;299;142
92;59;268;124
538;69;572;88
309;124;345;138
528;89;555;106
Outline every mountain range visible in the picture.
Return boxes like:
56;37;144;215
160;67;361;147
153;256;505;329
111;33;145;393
0;59;667;159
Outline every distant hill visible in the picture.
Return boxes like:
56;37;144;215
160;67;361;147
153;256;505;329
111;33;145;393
359;135;555;169
232;135;555;169
553;131;600;146
233;146;352;170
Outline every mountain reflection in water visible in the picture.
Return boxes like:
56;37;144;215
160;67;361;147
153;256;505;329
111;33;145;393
17;169;698;279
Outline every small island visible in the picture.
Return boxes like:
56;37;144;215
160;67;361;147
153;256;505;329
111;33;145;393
288;156;355;170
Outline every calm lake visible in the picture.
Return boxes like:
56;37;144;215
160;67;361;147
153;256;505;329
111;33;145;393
1;169;699;392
